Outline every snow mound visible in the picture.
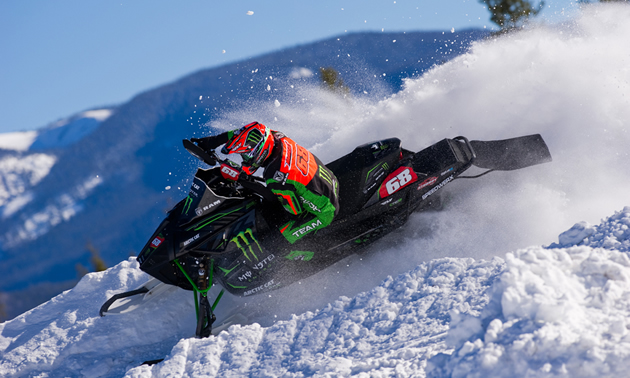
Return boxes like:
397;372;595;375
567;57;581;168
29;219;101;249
428;207;630;377
555;207;630;253
0;259;196;377
2;208;630;377
126;258;503;377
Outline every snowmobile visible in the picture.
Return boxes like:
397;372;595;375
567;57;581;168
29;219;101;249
100;133;552;338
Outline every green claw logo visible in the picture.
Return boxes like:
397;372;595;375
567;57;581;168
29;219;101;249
285;251;314;262
230;228;262;262
182;195;194;215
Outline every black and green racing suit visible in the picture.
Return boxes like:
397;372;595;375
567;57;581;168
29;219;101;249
195;129;339;244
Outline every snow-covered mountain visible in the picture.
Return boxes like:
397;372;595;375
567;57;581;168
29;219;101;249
2;3;630;376
0;29;486;318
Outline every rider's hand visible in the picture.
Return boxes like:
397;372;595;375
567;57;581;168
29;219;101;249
238;171;250;181
191;137;217;155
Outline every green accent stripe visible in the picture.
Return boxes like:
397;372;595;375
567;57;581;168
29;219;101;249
228;283;247;289
219;264;239;275
365;165;379;183
187;206;243;231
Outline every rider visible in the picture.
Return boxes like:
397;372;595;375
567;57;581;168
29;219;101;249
192;122;339;245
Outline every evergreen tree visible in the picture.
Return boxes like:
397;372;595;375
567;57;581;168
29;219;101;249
480;0;545;30
0;296;6;322
319;67;350;96
76;241;108;277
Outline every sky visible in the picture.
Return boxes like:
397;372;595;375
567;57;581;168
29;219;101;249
0;0;580;134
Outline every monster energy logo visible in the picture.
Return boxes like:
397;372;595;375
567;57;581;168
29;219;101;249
182;195;193;215
319;166;334;185
247;130;263;145
230;228;262;262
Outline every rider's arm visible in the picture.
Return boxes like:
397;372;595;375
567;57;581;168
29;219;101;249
191;130;238;153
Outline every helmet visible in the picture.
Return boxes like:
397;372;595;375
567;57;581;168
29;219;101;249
222;122;274;175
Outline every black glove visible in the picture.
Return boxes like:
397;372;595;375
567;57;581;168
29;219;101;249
191;133;230;154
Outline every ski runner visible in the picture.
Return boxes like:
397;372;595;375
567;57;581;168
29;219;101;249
192;122;339;245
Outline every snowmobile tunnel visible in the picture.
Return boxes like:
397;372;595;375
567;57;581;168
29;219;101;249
326;138;402;219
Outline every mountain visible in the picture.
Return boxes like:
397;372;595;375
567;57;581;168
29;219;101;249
0;29;488;319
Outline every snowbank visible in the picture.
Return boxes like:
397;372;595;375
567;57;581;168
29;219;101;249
428;207;630;377
2;208;630;377
125;258;503;377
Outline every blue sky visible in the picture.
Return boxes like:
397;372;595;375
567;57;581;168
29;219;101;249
0;0;579;134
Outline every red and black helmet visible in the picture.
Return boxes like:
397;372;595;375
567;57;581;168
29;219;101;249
222;122;274;175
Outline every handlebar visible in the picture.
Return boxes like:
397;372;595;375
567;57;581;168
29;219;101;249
182;139;265;184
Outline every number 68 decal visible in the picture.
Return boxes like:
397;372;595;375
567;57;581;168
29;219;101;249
379;167;418;198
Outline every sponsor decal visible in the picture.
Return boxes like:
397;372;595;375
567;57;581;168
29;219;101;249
417;176;438;190
183;233;200;247
243;279;277;296
291;219;323;239
238;271;252;282
390;198;403;206
299;196;322;213
252;254;275;270
202;200;221;212
220;164;240;180
195;200;220;217
282;139;293;170
364;181;378;194
230;228;262;262
273;170;286;182
379;167;418;198
285;251;315;261
441;167;454;176
151;235;164;248
380;198;393;206
422;175;454;200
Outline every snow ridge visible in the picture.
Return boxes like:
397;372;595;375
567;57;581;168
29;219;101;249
127;258;504;377
2;205;630;377
428;207;630;377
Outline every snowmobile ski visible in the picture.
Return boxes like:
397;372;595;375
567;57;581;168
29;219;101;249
99;278;175;316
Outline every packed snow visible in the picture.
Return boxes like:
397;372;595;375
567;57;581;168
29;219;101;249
1;207;629;377
2;3;630;377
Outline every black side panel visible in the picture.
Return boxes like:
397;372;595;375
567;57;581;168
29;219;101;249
470;134;552;171
327;138;402;219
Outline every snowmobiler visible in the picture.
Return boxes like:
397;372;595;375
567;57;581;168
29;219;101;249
101;132;553;338
191;122;340;245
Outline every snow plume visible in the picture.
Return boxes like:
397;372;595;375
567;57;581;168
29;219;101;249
200;3;630;335
210;3;630;263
